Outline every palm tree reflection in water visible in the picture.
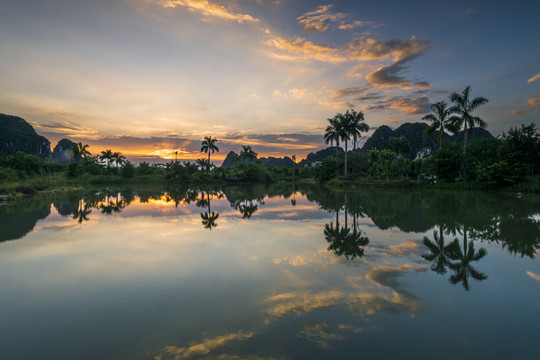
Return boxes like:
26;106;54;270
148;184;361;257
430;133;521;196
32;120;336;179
324;199;369;260
422;225;488;291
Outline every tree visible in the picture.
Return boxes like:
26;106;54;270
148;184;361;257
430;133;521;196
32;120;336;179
112;151;125;168
388;136;411;158
239;145;257;161
336;112;351;178
100;149;113;170
291;154;296;182
200;136;219;174
325;115;342;177
347;109;369;150
72;142;91;162
449;86;489;181
422;101;454;149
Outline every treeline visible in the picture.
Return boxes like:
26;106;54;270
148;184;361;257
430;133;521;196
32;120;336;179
316;123;539;188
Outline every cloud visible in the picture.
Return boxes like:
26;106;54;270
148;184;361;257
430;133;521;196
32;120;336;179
527;73;540;83
507;110;525;116
526;271;540;281
154;331;254;360
527;97;540;109
264;36;347;63
29;120;98;137
266;291;345;316
156;0;259;24
297;4;373;33
346;37;430;62
368;95;431;115
345;37;431;89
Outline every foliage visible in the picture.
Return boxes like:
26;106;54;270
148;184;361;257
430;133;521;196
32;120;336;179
432;143;463;182
120;161;135;178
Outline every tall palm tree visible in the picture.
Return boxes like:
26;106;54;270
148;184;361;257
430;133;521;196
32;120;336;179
72;142;91;162
449;86;489;181
337;112;355;178
200;136;219;174
422;101;454;149
347;109;369;150
239;145;257;161
324;117;340;176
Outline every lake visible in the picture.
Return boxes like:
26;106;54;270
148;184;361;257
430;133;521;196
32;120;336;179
0;185;539;360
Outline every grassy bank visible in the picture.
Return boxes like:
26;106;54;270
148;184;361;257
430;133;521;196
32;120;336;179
325;176;540;193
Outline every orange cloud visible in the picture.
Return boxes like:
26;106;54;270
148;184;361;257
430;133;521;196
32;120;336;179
264;36;347;63
155;331;254;360
297;4;373;33
527;97;540;109
527;73;540;83
157;0;259;24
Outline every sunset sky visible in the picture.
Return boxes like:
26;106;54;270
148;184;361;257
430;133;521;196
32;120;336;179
1;0;539;163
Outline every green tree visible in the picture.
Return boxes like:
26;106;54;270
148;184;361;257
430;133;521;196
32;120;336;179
112;151;125;168
200;136;219;174
336;112;351;178
432;143;463;182
347;109;369;150
72;142;91;162
449;86;489;181
239;145;257;161
325;115;341;177
388;136;411;158
100;149;114;170
422;101;454;149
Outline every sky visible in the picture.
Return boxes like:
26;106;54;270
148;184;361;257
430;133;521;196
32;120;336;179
1;0;539;163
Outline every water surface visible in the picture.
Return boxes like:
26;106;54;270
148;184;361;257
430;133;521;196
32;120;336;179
0;186;539;359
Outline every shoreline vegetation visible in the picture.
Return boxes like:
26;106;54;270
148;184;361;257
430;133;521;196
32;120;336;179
1;86;539;198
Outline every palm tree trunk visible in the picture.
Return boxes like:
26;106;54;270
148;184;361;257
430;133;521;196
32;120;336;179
463;123;468;182
344;140;348;178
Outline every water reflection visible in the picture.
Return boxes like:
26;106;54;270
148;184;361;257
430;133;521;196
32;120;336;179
1;186;539;359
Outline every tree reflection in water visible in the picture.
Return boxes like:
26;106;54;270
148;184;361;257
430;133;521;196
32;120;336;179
197;189;222;230
324;195;369;260
422;225;488;291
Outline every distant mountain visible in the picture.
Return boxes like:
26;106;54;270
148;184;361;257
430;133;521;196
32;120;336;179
0;114;51;157
260;156;295;168
298;146;344;168
52;138;77;163
360;122;493;159
221;151;239;168
454;127;494;145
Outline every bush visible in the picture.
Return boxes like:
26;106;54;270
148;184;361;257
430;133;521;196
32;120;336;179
120;161;135;178
433;143;463;182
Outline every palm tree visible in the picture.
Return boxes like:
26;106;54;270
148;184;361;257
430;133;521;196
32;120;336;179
200;136;219;174
291;154;296;182
112;151;125;168
100;149;113;170
422;101;454;149
239;145;257;161
196;158;211;172
348;109;369;150
324;117;340;176
72;142;91;162
449;86;489;181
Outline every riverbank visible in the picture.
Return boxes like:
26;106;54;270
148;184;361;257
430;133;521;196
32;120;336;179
324;176;540;193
